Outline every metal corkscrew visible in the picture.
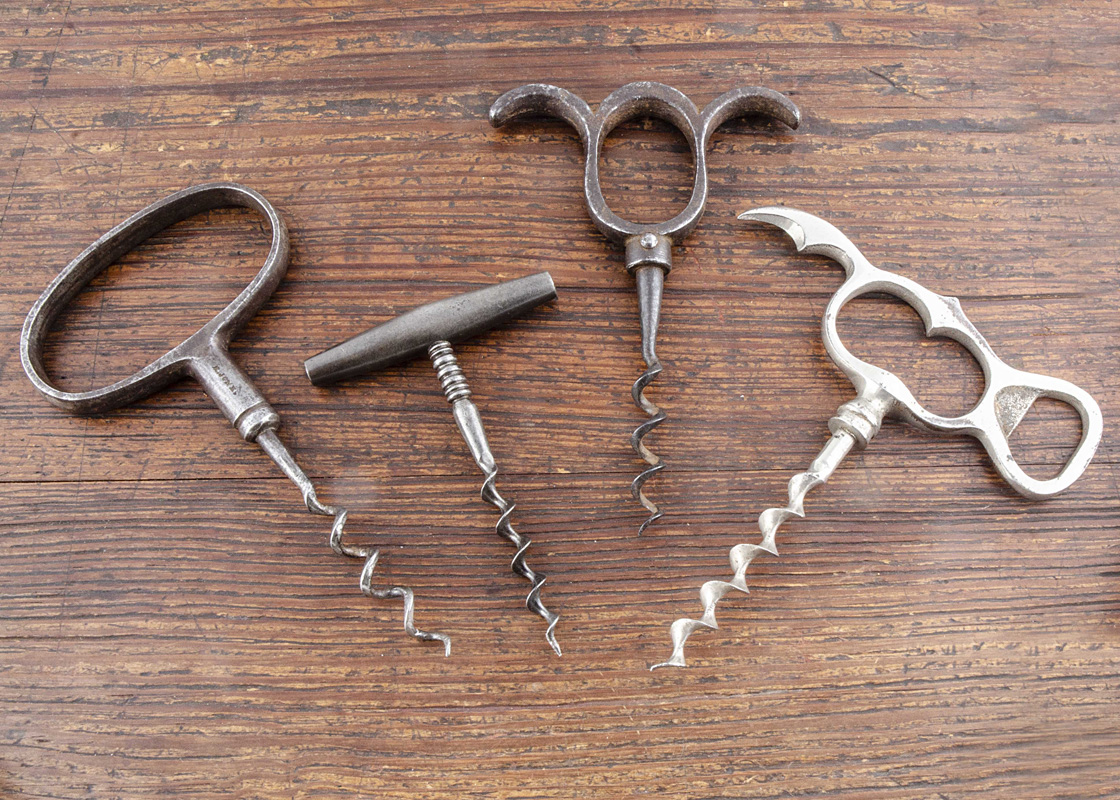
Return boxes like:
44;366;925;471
19;183;450;655
304;272;563;655
490;82;801;533
655;206;1104;669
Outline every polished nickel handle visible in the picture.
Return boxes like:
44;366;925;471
743;206;1103;499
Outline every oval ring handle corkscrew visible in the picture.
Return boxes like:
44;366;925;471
21;182;450;654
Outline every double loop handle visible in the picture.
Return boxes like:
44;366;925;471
21;182;289;440
742;206;1103;499
491;82;800;247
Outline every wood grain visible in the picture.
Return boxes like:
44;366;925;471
2;2;1118;798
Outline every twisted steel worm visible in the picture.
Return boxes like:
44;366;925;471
652;432;855;669
480;469;561;656
259;428;452;655
631;358;666;534
324;501;452;657
429;341;562;656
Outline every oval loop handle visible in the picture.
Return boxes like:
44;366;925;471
21;182;289;416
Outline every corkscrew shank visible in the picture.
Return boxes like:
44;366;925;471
430;340;562;656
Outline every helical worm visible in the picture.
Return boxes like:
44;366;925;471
430;340;561;656
631;355;667;532
652;432;851;669
259;428;451;654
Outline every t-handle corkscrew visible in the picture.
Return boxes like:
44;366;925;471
305;273;563;655
490;82;800;533
655;206;1104;669
20;183;450;656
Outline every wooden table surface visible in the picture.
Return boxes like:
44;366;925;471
2;2;1118;798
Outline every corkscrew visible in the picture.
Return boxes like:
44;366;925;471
490;82;800;533
304;272;563;655
654;206;1104;669
19;183;450;654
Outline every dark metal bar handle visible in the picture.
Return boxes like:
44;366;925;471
304;272;557;385
20;182;289;439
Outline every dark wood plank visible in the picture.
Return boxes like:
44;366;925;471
2;2;1118;798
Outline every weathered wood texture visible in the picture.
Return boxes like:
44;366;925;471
2;2;1119;798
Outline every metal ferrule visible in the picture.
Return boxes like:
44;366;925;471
189;347;279;441
625;233;672;274
828;394;891;449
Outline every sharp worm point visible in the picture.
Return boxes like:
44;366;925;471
482;470;562;654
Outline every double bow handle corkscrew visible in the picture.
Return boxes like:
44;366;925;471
491;82;801;533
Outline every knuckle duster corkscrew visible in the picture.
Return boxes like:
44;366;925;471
652;207;1103;669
